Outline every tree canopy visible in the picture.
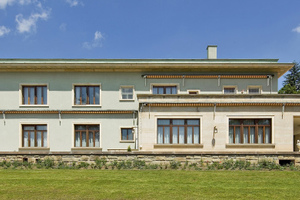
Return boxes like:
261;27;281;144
278;62;300;94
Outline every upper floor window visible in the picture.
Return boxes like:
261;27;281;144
223;86;236;94
121;128;134;141
22;85;47;105
153;86;177;94
248;87;261;94
120;86;134;100
74;85;100;105
157;119;200;144
229;119;271;144
74;125;100;147
22;125;47;147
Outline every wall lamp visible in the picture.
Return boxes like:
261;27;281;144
214;126;218;134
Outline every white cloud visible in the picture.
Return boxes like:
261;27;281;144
16;9;50;33
66;0;83;7
59;23;67;32
0;0;15;9
83;31;104;49
292;25;300;33
0;26;10;37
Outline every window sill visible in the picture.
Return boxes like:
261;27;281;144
226;144;275;148
19;147;50;152
19;105;49;108
154;144;203;149
119;99;135;102
120;140;135;143
71;147;102;153
72;105;102;108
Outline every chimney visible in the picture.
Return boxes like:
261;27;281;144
207;45;217;59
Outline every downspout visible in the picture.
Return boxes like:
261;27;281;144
3;111;5;125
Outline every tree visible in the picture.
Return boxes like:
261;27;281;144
278;62;300;94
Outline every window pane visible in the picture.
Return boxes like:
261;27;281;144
171;86;177;94
128;94;133;99
243;127;248;144
243;120;255;125
75;132;80;147
229;127;234;143
187;120;199;125
157;127;163;144
235;127;240;144
36;125;47;130
153;87;158;94
23;87;29;104
173;120;184;125
158;119;170;125
37;87;42;104
164;127;170;144
249;88;260;94
82;132;86;147
158;87;164;94
88;125;99;131
224;87;235;94
23;126;35;130
258;127;263;143
179;127;185;144
172;127;178;144
229;119;240;125
250;127;255;143
89;132;94;147
43;86;47;104
95;87;100;104
194;127;200;144
75;87;81;105
75;125;86;130
30;131;35;147
81;87;87;105
166;87;171;94
23;132;28;147
187;127;193;144
258;119;270;125
43;132;47;147
127;129;133;140
265;127;270;143
29;87;35;104
95;132;100;147
121;129;127;140
37;131;42;147
89;87;95;104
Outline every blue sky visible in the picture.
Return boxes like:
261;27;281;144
1;0;300;89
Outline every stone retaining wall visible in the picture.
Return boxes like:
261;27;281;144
0;152;299;166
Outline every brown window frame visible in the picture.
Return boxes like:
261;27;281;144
153;86;177;94
22;125;47;147
74;85;100;105
224;87;236;94
74;125;100;147
229;119;271;144
121;128;134;141
22;85;47;105
157;119;200;144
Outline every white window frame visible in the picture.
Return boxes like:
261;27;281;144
19;83;49;107
72;122;101;148
223;86;237;94
19;122;49;148
120;85;135;101
247;86;262;94
120;126;135;143
72;83;101;107
150;83;180;94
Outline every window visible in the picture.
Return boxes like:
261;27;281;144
121;128;134;141
153;86;177;94
74;85;100;105
157;119;200;144
229;119;271;144
74;125;100;147
224;87;236;94
188;90;200;94
248;87;260;94
22;125;47;147
22;86;47;105
120;86;134;100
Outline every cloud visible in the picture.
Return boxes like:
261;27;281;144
0;26;10;37
59;23;67;31
65;0;83;7
16;9;50;33
83;31;104;49
292;25;300;33
0;0;32;9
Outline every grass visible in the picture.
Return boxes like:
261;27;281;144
0;170;299;199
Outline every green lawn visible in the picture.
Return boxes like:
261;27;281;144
0;170;299;200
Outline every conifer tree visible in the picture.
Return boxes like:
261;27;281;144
278;62;300;94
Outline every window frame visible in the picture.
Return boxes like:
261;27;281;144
73;84;101;106
73;124;101;148
20;84;49;107
223;86;237;94
151;83;179;95
21;124;48;148
247;86;262;94
120;127;135;142
157;118;200;144
120;85;135;101
228;118;272;144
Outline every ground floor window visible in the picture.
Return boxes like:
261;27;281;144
22;125;47;147
229;119;271;144
121;128;134;141
75;125;100;147
157;119;200;144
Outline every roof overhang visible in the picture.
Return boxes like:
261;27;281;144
0;59;294;77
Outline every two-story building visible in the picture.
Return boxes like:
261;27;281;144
0;46;298;157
